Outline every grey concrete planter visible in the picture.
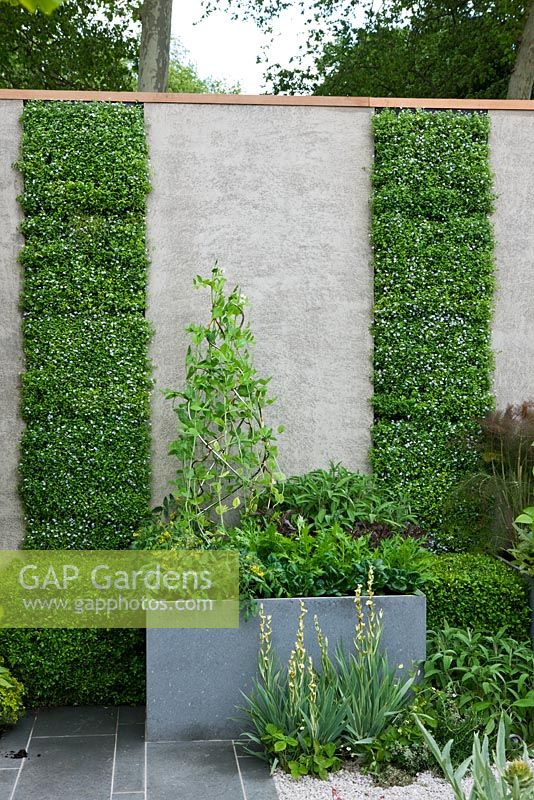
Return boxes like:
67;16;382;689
146;594;426;741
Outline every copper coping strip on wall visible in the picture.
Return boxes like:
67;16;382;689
0;89;533;110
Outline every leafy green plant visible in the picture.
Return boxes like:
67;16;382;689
511;460;534;575
240;573;415;777
425;624;534;745
371;110;495;544
138;266;283;547
239;602;345;777
363;686;485;782
511;519;534;576
417;716;534;800
424;554;531;638
227;517;433;599
0;662;25;729
336;570;415;750
362;621;533;783
262;463;416;533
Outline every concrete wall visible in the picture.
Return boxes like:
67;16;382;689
490;111;534;406
1;98;534;549
145;104;374;503
0;101;24;549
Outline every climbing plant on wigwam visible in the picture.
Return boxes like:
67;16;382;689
371;110;495;541
18;101;152;550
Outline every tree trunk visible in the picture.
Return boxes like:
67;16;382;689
138;0;173;92
507;0;534;98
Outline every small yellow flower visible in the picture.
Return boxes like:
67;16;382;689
250;564;265;578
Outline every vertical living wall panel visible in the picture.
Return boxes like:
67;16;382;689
371;110;495;539
145;103;374;502
0;101;24;549
0;101;152;707
18;101;152;550
490;110;534;405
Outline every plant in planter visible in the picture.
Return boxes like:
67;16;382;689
133;266;283;549
240;571;415;777
257;462;420;536
228;517;434;600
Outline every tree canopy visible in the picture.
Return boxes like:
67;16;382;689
2;0;62;12
0;3;240;93
204;0;533;98
0;1;141;90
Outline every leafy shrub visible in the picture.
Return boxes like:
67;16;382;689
0;630;145;707
424;554;531;638
240;577;414;778
228;518;433;598
364;688;484;782
425;624;534;745
261;463;416;533
0;662;25;729
364;624;534;783
371;110;495;545
512;469;534;575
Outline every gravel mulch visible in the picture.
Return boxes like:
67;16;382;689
273;764;458;800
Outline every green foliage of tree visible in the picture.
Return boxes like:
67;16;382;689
310;1;530;99
0;1;141;90
204;0;533;98
2;0;62;12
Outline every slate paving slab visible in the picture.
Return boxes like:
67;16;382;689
147;741;243;800
31;706;117;737
113;723;145;793
238;755;280;800
13;734;115;800
0;706;279;800
0;769;18;800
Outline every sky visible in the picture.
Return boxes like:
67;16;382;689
170;1;311;94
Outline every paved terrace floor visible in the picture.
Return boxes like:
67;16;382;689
0;706;278;800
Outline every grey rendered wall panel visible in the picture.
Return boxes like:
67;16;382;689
0;101;24;549
490;111;534;406
145;103;374;502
